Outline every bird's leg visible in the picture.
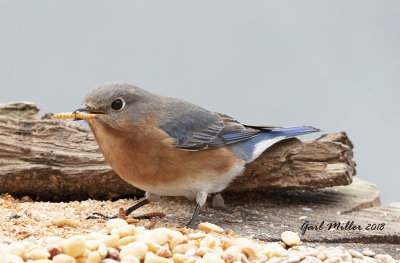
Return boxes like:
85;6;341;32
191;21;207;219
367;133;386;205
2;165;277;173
187;191;207;228
187;203;201;229
86;198;150;220
124;198;149;216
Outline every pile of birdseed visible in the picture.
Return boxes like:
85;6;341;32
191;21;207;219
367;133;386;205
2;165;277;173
0;195;398;263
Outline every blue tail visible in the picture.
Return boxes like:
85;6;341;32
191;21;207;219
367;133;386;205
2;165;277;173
228;126;320;163
266;126;320;138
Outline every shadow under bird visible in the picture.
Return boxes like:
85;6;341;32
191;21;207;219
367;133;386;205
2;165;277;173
74;82;319;228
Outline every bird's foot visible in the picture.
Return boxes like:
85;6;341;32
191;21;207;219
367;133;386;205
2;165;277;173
186;221;196;229
86;198;150;221
86;212;118;220
86;209;165;221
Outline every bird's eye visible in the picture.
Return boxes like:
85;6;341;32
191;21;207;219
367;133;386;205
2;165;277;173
111;99;124;111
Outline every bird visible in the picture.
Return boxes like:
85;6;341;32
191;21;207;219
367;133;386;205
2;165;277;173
75;82;320;228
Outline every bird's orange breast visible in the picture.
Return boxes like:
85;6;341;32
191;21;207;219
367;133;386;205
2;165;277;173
88;118;241;195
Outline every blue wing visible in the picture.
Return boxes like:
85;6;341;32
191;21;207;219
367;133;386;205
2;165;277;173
158;100;264;150
157;99;225;150
157;97;319;152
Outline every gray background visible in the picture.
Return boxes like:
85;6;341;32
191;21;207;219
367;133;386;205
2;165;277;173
1;1;399;203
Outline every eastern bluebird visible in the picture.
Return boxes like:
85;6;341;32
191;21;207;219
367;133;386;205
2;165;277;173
75;82;319;227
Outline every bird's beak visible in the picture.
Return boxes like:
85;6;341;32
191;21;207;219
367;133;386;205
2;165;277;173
72;106;107;121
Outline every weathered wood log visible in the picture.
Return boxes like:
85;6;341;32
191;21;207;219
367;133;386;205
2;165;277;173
176;178;393;245
0;102;356;200
192;179;399;257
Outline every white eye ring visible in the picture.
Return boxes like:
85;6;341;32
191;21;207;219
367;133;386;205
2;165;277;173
111;98;125;111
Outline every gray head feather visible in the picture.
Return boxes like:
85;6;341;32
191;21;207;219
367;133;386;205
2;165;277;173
83;82;157;129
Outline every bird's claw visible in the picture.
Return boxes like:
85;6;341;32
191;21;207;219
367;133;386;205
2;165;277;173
86;212;117;220
86;212;154;221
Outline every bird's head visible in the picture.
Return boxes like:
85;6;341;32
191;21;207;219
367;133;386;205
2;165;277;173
76;82;156;130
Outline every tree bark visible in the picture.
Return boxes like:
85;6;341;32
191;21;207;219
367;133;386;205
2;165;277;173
0;102;356;200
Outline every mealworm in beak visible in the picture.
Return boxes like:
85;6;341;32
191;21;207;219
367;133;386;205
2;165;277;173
52;112;97;120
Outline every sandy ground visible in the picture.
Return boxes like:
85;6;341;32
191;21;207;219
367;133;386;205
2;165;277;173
1;194;398;262
0;194;193;241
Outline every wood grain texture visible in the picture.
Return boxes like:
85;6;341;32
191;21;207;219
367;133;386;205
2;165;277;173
0;102;356;200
